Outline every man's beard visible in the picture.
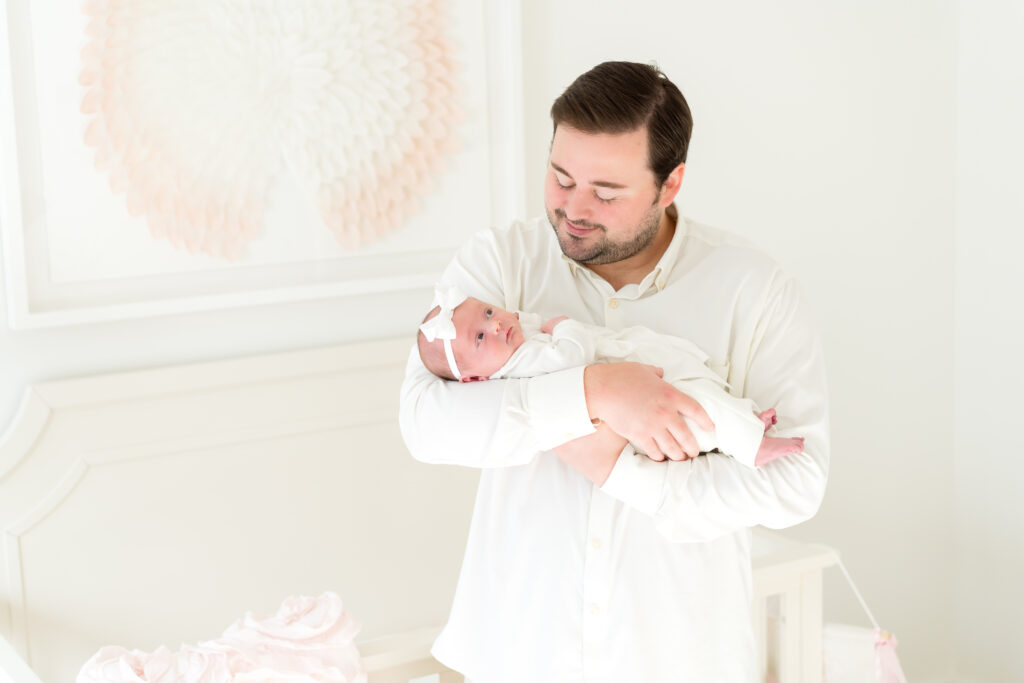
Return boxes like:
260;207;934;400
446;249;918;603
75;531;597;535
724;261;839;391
547;204;662;266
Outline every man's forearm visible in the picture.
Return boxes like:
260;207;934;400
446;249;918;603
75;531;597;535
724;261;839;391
400;345;597;467
553;424;627;487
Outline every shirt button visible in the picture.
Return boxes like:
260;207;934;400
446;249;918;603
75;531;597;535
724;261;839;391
608;298;619;309
657;278;666;290
589;603;601;616
591;538;603;550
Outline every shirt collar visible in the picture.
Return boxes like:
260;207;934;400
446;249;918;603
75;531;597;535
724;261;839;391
562;203;686;295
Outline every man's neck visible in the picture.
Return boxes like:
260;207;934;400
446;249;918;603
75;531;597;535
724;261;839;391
587;206;677;291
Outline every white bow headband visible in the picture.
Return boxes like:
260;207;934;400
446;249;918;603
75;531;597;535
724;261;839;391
419;284;467;380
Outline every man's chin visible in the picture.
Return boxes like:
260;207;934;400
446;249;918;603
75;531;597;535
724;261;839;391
548;214;601;262
558;236;601;264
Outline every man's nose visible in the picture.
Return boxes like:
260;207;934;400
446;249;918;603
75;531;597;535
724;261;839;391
564;187;592;222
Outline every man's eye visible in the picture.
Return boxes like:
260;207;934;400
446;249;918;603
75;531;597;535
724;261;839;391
596;193;616;204
555;175;574;190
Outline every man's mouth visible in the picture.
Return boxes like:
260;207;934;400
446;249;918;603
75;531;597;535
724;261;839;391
565;218;597;237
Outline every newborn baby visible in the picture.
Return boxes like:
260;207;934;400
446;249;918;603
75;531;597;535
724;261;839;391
417;285;804;468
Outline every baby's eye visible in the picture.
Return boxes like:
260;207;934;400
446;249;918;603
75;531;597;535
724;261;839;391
477;332;484;343
486;309;493;317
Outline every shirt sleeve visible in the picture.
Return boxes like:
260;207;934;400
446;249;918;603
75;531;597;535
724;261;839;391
398;230;597;468
599;274;830;542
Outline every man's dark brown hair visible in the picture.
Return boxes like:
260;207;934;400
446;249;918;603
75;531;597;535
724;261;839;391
550;61;693;188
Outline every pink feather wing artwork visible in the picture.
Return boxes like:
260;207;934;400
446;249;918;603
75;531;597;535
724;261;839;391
79;0;463;261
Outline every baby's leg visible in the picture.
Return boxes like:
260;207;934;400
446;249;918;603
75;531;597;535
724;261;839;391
754;436;805;467
678;379;767;468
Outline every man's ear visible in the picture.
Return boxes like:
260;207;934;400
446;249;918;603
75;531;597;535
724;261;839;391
460;375;487;383
658;162;685;207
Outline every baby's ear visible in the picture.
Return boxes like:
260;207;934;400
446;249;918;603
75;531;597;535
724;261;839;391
460;375;487;383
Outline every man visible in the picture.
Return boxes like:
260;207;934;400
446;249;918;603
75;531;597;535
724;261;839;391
399;61;829;682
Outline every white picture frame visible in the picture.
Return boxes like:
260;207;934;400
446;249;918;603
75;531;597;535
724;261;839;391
0;0;524;330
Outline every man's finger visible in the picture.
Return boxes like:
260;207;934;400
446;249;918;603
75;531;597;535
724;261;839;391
654;431;685;462
643;438;667;462
679;396;715;433
667;420;700;459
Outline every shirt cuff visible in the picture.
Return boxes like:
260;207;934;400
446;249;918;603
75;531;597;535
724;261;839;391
525;366;596;450
599;444;668;517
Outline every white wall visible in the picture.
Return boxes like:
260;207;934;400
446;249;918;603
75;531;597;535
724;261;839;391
523;0;957;679
953;3;1024;682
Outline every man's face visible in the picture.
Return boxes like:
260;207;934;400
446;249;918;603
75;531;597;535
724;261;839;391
451;297;524;380
544;124;664;265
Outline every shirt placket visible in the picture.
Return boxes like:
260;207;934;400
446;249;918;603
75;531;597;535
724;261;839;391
580;486;614;683
601;279;657;330
578;278;656;682
603;293;625;330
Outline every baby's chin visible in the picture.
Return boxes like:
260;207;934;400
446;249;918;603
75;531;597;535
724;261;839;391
505;337;526;363
510;328;525;350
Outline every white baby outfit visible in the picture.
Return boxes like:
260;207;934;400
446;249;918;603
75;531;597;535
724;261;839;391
491;312;767;468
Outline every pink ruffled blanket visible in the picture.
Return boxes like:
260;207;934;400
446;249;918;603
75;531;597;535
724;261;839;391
77;593;367;683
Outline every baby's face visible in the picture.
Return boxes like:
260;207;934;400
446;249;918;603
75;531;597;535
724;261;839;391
451;297;525;380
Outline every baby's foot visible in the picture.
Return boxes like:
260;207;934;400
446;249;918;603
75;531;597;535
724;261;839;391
754;436;805;467
757;409;777;432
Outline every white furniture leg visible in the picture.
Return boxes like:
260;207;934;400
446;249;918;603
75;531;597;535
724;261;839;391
799;571;824;683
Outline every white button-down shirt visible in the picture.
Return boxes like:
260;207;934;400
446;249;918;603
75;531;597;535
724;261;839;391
399;208;829;682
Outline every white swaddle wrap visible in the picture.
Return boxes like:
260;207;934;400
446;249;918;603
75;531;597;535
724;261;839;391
491;314;766;468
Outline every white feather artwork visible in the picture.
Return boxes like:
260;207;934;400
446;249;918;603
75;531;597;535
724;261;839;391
78;0;463;261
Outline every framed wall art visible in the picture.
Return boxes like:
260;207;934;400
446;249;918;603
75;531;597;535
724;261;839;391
0;0;524;329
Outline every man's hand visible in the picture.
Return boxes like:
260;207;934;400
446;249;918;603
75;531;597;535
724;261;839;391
584;362;714;462
541;315;569;335
554;423;627;487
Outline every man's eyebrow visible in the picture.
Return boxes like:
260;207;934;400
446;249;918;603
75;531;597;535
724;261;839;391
550;162;627;190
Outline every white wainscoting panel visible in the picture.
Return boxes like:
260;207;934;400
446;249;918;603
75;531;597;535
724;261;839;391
0;338;478;683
